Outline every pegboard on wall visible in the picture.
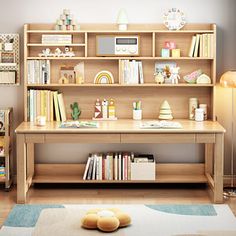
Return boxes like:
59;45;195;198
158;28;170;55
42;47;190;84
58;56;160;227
0;34;20;85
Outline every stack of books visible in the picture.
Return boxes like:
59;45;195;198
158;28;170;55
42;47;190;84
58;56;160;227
0;163;5;179
42;34;72;44
120;60;144;84
83;152;155;181
27;60;50;84
188;34;214;58
28;90;66;122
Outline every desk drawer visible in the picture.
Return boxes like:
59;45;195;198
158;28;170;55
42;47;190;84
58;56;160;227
196;134;215;143
121;133;195;143
45;133;120;143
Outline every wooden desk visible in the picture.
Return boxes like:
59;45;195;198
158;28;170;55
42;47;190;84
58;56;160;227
15;119;225;204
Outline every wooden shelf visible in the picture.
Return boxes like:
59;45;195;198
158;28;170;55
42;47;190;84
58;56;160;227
26;56;214;60
32;163;208;184
27;43;85;47
32;174;207;184
27;30;214;34
26;83;214;88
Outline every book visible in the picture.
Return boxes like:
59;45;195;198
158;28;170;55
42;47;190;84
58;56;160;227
57;93;67;122
138;61;144;84
188;36;196;57
121;60;144;84
194;34;200;57
53;91;60;121
83;156;91;180
87;157;94;180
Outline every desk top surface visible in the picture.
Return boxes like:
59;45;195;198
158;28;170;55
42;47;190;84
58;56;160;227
15;119;225;134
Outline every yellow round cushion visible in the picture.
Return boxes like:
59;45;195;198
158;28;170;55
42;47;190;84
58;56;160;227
115;212;131;227
97;217;120;232
81;214;99;229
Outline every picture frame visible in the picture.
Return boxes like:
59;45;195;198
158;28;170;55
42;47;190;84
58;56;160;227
60;66;75;84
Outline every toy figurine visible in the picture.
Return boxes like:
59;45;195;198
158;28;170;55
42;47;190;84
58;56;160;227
108;99;116;118
94;99;102;118
154;69;165;84
64;46;75;57
59;75;69;84
39;48;51;57
170;67;180;84
70;102;81;120
102;99;108;119
54;48;63;57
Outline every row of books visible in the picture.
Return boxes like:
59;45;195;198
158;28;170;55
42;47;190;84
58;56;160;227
0;164;5;178
120;60;144;84
83;152;154;181
188;34;214;58
28;89;66;122
27;60;50;84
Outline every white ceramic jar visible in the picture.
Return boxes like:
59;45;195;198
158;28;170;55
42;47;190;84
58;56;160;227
195;108;204;122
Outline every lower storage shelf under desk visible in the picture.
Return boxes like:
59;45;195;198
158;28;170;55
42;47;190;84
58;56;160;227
31;163;208;184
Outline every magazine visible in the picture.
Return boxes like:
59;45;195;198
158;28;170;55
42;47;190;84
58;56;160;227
60;121;99;128
140;120;182;129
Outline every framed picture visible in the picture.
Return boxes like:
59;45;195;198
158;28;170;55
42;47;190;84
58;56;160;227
1;52;15;63
60;66;75;84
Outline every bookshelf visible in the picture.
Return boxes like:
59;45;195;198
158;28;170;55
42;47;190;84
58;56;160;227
24;23;216;122
0;108;13;189
18;23;225;203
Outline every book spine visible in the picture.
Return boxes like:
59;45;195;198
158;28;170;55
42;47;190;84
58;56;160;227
114;153;118;180
92;155;97;180
188;36;196;57
83;157;91;180
87;157;94;180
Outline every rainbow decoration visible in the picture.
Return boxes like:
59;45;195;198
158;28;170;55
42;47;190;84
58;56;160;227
94;71;114;84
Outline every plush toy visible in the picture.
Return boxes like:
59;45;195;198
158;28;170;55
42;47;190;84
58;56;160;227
170;67;180;84
70;102;81;120
154;68;165;84
81;208;131;232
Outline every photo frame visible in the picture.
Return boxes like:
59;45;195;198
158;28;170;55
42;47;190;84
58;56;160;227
60;66;75;84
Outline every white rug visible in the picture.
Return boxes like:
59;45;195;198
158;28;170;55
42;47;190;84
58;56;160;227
1;204;236;236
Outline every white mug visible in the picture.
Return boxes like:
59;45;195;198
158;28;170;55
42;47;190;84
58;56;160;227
36;116;46;126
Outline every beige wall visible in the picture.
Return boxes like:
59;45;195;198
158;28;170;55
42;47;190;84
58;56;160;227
0;0;235;174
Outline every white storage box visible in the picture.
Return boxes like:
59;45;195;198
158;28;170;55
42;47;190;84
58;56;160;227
131;162;156;180
0;71;15;84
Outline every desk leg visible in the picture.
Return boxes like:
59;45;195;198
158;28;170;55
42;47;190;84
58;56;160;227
27;143;34;177
17;134;27;203
213;133;224;203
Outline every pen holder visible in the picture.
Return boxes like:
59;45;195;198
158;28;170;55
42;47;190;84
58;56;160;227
133;109;142;120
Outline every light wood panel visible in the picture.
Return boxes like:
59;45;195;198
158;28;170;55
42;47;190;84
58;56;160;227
33;163;207;184
16;119;226;134
24;23;217;121
26;23;215;31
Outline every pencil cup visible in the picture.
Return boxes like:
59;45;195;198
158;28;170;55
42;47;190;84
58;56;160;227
133;110;142;120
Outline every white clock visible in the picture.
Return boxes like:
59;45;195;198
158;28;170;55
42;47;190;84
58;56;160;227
163;8;186;31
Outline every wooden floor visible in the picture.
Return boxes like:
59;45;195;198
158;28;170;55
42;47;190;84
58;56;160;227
1;184;236;227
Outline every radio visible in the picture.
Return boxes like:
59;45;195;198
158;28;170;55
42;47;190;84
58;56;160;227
96;36;139;56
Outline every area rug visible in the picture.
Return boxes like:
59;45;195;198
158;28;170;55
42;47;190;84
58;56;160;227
1;204;236;236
